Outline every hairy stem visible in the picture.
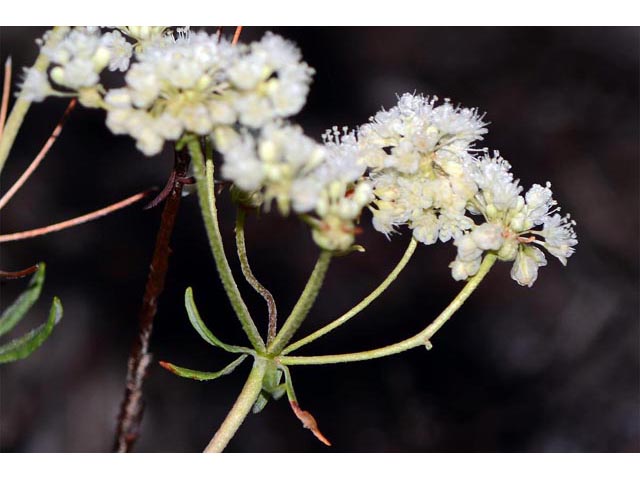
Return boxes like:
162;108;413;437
267;250;332;355
280;253;497;366
283;238;418;355
113;148;190;453
0;26;69;175
188;137;265;353
235;208;278;345
203;357;267;453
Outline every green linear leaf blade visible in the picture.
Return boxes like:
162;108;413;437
184;287;250;354
159;354;248;381
0;296;62;364
0;263;46;337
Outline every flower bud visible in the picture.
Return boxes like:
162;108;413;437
78;87;102;108
352;182;373;206
312;216;354;252
92;46;111;72
50;66;65;86
470;223;503;251
449;257;482;281
454;234;481;262
497;237;518;261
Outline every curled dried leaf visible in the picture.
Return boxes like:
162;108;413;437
289;400;331;446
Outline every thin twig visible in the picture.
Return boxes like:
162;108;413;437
113;148;191;453
0;263;38;280
0;190;150;243
0;57;12;139
232;26;243;45
235;208;278;344
0;99;76;211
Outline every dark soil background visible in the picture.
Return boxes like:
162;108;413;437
0;27;638;452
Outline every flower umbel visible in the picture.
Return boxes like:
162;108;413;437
449;152;578;286
358;93;486;244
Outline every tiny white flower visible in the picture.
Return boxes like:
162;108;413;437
510;245;548;287
454;233;482;262
135;128;164;156
19;67;50;102
101;30;133;72
523;182;556;227
541;213;578;266
449;256;482;281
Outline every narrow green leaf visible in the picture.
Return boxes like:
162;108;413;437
159;354;248;381
0;296;62;364
0;263;45;337
252;392;269;414
184;287;252;354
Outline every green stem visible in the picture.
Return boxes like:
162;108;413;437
278;363;297;403
282;237;418;355
0;26;69;175
235;208;278;345
203;357;267;453
187;137;265;354
267;250;332;355
280;253;497;366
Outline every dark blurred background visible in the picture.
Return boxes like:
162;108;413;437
0;27;638;452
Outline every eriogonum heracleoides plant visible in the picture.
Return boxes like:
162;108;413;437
17;26;578;452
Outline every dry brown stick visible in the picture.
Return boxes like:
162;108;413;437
0;98;76;211
0;190;149;243
0;57;12;139
113;147;191;453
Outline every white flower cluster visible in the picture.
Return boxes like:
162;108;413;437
22;27;314;156
354;93;576;286
22;27;577;282
359;93;486;244
104;30;238;155
21;27;132;105
228;32;314;128
214;123;372;251
449;153;577;286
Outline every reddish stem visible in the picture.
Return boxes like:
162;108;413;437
0;98;76;211
232;26;243;45
0;190;149;243
0;57;12;139
0;263;39;280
